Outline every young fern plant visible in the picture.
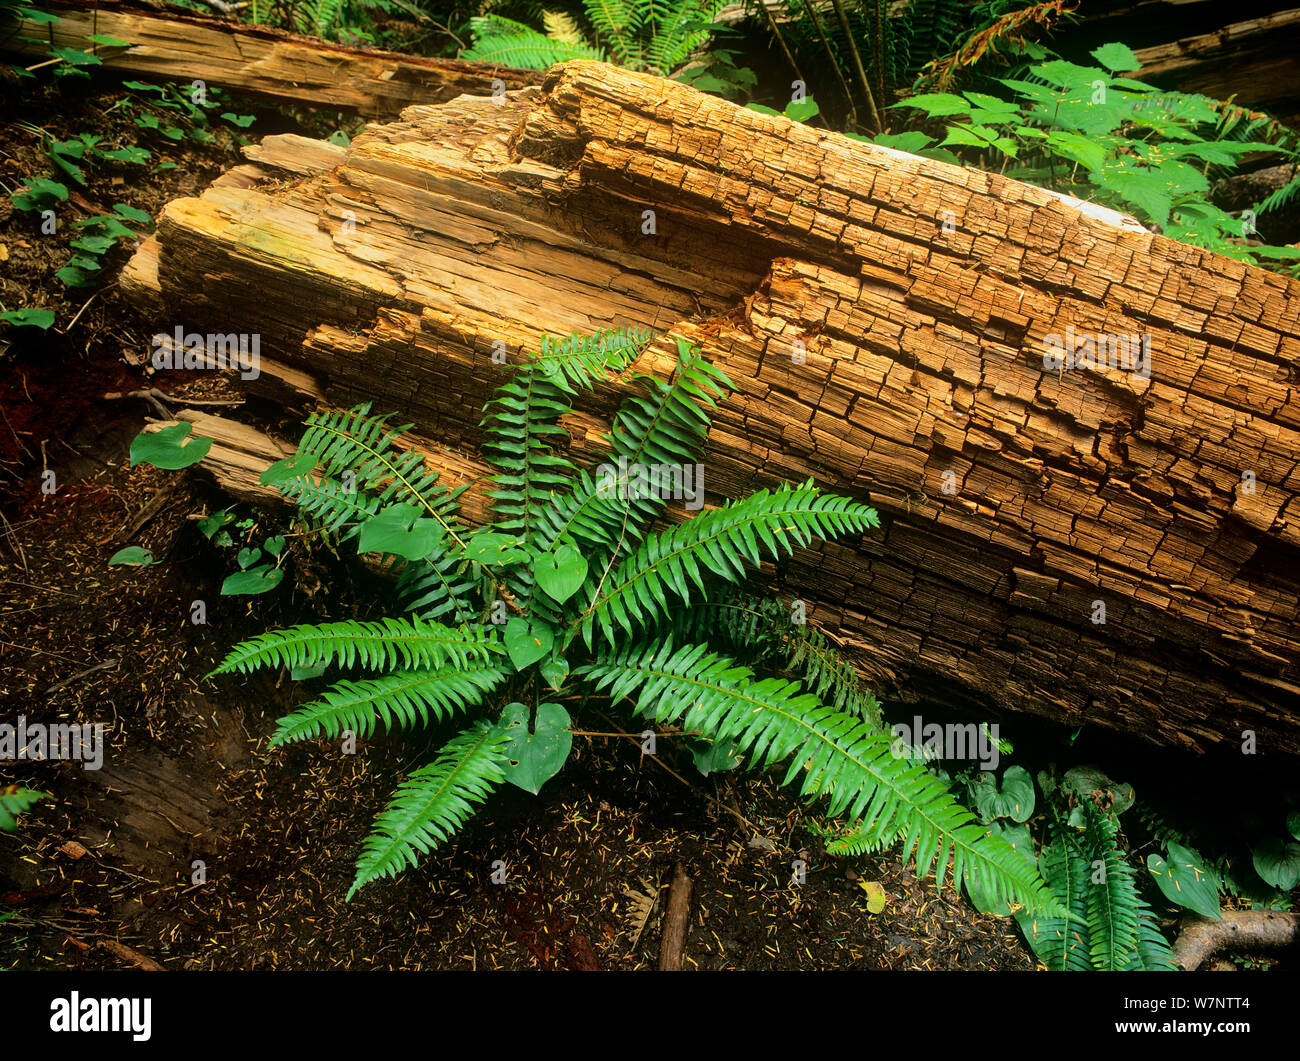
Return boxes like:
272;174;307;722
210;327;1061;915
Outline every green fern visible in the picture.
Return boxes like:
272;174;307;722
578;483;880;648
347;720;511;899
206;326;1061;914
0;785;47;832
1016;800;1176;970
210;616;503;676
462;1;723;76
580;638;1056;912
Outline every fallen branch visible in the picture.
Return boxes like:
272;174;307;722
1171;910;1300;970
657;863;693;971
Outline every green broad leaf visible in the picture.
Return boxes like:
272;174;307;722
50;45;101;66
1147;842;1221;919
130;422;212;469
867;130;936;154
161;126;185;141
498;701;572;794
1031;59;1104;89
19;9;62;23
56;265;98;288
263;535;286;558
968;765;1035;823
745;103;779;116
1062;765;1134;815
153;162;177;171
961;91;1021;114
236;547;262;569
11;176;68;210
112;202;152;224
1091;42;1140;73
220;564;284;596
99;146;151;164
108;545;155;566
539;651;569;692
784;98;819;122
290;662;328;681
135;113;160;130
1044;131;1109;173
965;821;1035;916
1;308;55;329
220;112;258;128
533;543;588;603
197;510;234;538
689;734;742;775
123;80;165;93
1253;837;1300;891
78;215;137;239
259;450;315;485
70;235;116;254
357;503;445;561
463;531;528;567
1288;810;1300;842
198;512;233;539
504;616;553;670
892;92;971;117
87;34;130;46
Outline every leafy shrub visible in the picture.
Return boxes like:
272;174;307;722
886;42;1300;270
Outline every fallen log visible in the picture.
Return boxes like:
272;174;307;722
3;0;542;117
124;60;1300;757
1171;910;1300;970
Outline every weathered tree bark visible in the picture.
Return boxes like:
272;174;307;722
3;0;542;117
123;60;1300;757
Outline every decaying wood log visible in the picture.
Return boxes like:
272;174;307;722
123;60;1300;757
3;0;542;117
1171;910;1300;970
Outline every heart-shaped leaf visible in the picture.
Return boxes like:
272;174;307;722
858;880;888;914
965;821;1035;916
357;503;444;561
504;617;553;670
1253;837;1300;891
129;422;212;470
463;532;528;567
263;535;286;558
534;544;588;604
498;702;572;794
968;765;1035;823
197;510;233;539
220;565;284;596
108;545;155;566
539;651;569;692
236;546;262;569
689;735;742;776
259;450;315;486
1147;842;1220;919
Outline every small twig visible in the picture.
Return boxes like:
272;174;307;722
98;938;166;971
58;290;99;334
45;658;120;695
0;402;33;461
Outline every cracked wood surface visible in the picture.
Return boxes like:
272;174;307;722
5;0;542;117
124;60;1300;756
